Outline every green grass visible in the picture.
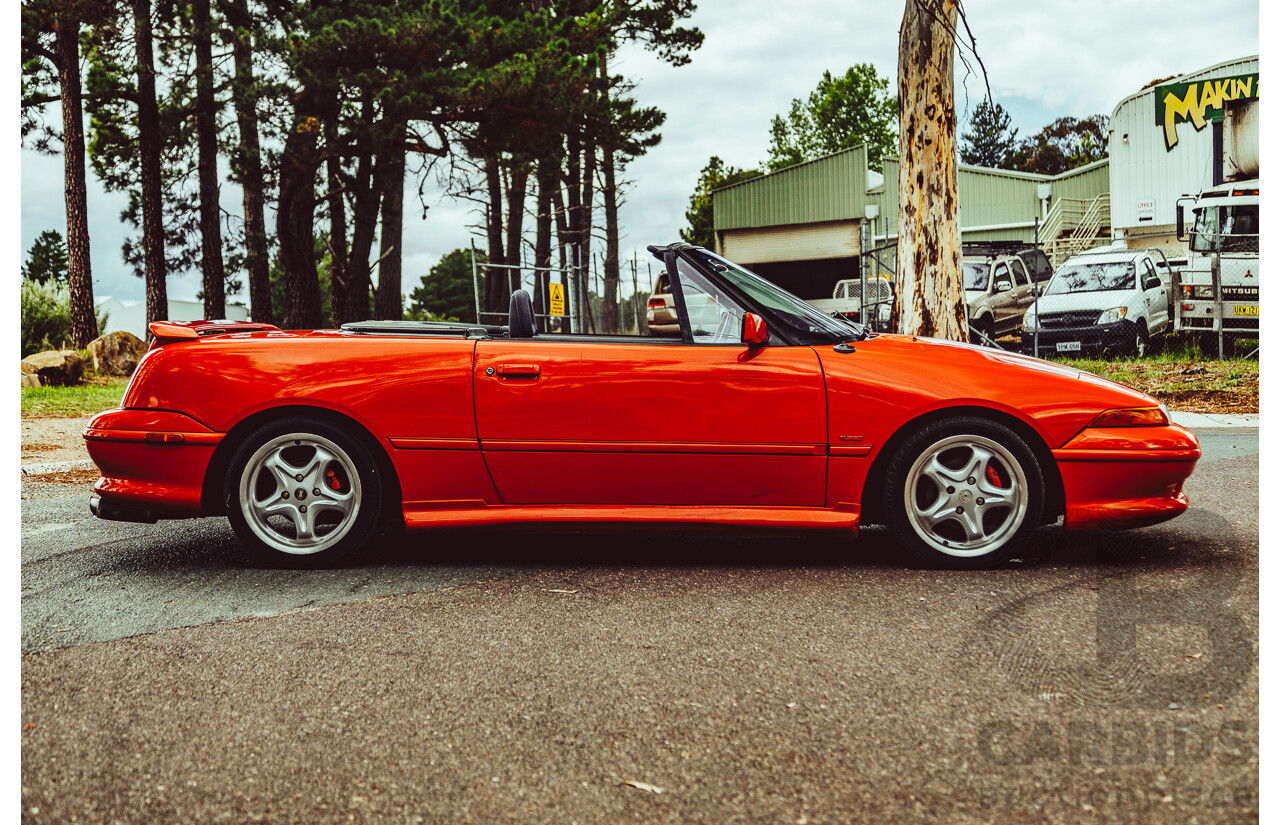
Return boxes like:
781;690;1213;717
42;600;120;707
21;377;130;417
1038;336;1258;412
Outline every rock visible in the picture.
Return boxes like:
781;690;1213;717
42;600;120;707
85;330;146;377
20;372;40;389
20;350;85;387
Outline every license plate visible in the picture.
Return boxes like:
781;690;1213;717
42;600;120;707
1056;341;1082;352
1233;305;1259;316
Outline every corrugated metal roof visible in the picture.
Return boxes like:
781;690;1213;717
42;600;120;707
712;146;868;230
715;147;1109;240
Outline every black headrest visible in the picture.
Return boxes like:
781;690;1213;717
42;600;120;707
509;289;536;339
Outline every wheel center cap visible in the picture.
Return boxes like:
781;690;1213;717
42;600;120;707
959;490;972;504
296;489;307;501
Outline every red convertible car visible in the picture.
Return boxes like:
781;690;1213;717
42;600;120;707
85;244;1200;568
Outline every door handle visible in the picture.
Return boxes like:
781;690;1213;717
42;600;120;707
496;364;541;378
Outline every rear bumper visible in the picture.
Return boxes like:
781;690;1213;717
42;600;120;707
89;494;158;524
84;408;223;519
1053;424;1200;530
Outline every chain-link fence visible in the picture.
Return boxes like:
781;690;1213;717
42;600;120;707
1170;233;1259;359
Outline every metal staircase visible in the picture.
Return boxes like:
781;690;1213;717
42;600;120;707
1042;193;1111;267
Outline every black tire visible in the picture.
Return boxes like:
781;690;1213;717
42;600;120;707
225;417;383;566
1131;322;1149;358
883;416;1045;569
972;317;995;347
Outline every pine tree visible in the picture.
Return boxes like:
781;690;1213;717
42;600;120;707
959;100;1017;168
22;230;71;285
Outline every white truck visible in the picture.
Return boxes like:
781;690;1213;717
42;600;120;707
808;277;893;329
1173;99;1258;347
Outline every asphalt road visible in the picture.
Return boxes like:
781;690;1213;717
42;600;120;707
21;429;1258;824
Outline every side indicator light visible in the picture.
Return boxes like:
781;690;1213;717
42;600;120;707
1089;407;1168;427
145;433;186;443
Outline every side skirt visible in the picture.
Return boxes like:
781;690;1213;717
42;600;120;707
403;502;861;533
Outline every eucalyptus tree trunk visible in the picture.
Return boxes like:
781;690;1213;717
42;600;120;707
56;15;98;347
227;0;271;325
893;0;966;341
134;0;167;330
194;0;226;319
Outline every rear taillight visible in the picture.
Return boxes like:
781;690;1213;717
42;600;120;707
648;298;665;308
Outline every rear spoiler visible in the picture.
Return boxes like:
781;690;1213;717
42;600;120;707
148;319;282;346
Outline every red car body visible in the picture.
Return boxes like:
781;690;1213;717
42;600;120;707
85;245;1199;565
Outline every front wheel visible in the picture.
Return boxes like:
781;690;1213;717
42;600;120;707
1131;322;1149;358
225;417;383;566
883;417;1044;568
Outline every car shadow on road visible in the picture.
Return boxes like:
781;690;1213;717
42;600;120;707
84;506;1246;580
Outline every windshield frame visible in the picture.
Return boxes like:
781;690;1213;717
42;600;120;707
678;247;864;345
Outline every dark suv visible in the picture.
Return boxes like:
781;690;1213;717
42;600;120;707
1017;248;1054;284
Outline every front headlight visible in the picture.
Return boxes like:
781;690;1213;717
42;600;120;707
1098;306;1128;325
1022;307;1037;329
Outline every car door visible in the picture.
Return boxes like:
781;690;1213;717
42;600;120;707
1008;257;1034;332
472;257;828;507
1140;257;1168;332
989;262;1015;336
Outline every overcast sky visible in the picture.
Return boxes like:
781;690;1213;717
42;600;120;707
18;0;1261;310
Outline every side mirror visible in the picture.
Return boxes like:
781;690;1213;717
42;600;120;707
1176;204;1185;240
994;279;1012;293
1032;286;1043;298
743;313;767;346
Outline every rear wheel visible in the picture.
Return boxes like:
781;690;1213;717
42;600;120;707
225;417;383;566
883;417;1044;568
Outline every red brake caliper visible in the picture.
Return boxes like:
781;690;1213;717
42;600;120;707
326;468;342;491
985;464;1003;488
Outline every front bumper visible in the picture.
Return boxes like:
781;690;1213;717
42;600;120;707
1052;424;1200;530
1021;320;1132;356
85;408;223;519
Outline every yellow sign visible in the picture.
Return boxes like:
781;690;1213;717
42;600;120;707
549;282;566;316
1156;73;1259;150
1233;305;1258;316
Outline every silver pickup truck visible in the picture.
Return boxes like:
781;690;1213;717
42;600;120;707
963;251;1038;342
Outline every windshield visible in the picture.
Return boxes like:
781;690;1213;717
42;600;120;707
1191;204;1259;253
685;248;862;343
1044;261;1136;295
963;262;989;290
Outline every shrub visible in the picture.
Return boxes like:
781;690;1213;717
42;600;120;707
21;277;108;357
